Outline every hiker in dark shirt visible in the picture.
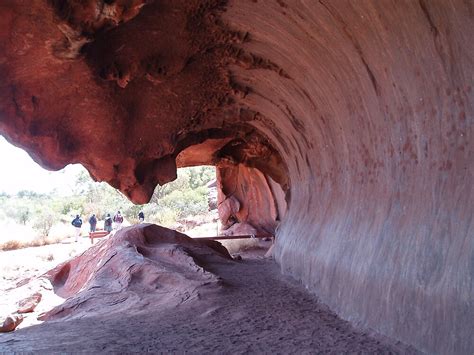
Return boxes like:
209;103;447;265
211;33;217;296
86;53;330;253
89;214;97;233
71;215;82;242
138;211;145;223
104;213;113;233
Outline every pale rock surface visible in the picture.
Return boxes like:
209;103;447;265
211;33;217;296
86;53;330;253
221;222;258;237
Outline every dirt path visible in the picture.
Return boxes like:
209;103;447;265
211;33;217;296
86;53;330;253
0;254;418;353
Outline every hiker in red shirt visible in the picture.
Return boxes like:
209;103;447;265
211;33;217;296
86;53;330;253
113;211;123;230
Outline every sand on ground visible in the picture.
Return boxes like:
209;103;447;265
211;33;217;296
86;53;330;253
0;246;417;353
0;236;93;292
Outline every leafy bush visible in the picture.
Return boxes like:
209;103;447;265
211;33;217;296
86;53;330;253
159;188;208;219
155;208;180;227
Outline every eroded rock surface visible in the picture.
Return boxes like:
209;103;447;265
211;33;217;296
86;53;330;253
0;0;286;204
0;1;473;353
217;164;284;235
39;224;231;321
221;222;257;237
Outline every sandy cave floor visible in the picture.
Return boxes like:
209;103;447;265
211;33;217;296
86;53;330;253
0;249;418;353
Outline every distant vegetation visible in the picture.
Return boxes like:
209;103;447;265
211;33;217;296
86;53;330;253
0;166;215;250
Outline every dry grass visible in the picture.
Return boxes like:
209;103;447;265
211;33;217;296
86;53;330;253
69;248;78;257
1;240;22;251
0;221;72;251
186;222;220;238
0;236;65;251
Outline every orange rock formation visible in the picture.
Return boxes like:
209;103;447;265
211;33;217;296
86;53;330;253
0;1;472;353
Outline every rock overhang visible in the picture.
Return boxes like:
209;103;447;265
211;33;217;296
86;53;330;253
0;0;288;204
0;1;473;354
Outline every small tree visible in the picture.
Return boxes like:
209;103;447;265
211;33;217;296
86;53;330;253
32;208;58;237
5;202;31;225
18;206;31;225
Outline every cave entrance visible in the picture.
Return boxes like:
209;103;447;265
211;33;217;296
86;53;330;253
0;132;287;252
209;162;287;256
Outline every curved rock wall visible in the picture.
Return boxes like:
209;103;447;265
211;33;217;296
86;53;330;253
225;1;473;353
216;163;285;235
0;1;473;353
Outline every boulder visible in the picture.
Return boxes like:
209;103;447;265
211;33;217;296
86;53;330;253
38;224;232;321
0;314;23;333
17;292;42;314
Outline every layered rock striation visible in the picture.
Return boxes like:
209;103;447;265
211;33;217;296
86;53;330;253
40;224;231;321
0;1;473;353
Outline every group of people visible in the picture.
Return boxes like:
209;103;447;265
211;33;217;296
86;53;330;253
71;210;145;242
89;211;124;233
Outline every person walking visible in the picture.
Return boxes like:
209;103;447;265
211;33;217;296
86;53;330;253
71;215;83;242
89;214;97;233
113;211;123;230
138;211;145;223
104;213;113;233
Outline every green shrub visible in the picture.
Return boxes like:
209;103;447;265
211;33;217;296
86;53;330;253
159;188;208;219
155;208;180;227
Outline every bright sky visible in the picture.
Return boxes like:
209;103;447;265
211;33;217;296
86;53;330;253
0;135;85;195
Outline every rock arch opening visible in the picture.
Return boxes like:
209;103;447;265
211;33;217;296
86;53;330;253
175;132;289;238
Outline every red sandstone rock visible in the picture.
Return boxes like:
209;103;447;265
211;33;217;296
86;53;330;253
198;240;232;259
217;164;283;235
0;1;473;353
218;195;241;228
0;0;285;204
38;224;231;321
0;314;23;332
17;292;42;314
